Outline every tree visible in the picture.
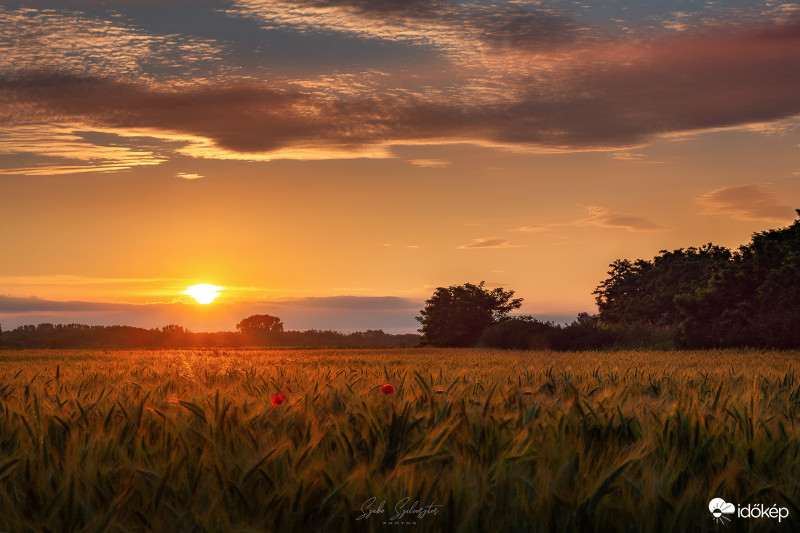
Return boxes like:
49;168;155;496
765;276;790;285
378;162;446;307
416;281;523;347
677;210;800;348
236;314;284;345
593;210;800;348
161;324;186;335
594;244;731;327
236;314;284;334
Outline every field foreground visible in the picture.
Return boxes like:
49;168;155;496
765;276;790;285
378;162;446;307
1;348;799;532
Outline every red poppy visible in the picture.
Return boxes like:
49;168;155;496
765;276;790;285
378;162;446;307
271;392;286;406
508;395;517;405
380;384;395;395
418;393;429;403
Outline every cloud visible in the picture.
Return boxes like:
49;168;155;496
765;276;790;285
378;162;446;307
0;294;422;332
226;0;593;65
409;159;450;168
515;206;668;233
267;295;420;311
458;238;516;249
611;152;665;163
176;172;204;179
579;207;669;232
515;224;551;233
0;274;173;287
697;184;796;221
243;296;424;332
2;7;800;163
0;295;131;314
7;1;218;5
0;76;324;157
0;125;165;175
0;7;227;82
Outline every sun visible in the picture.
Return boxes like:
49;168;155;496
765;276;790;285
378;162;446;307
182;283;225;304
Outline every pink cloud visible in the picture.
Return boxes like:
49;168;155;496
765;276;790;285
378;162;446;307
0;125;165;175
458;238;517;249
518;207;669;233
698;184;795;221
580;207;669;232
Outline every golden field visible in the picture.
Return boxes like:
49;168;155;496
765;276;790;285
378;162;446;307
0;348;798;532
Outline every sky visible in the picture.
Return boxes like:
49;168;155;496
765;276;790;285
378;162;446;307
1;0;799;333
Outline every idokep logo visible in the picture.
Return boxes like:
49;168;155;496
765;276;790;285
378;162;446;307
709;497;790;525
709;498;735;524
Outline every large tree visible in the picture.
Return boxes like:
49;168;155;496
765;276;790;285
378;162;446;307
236;314;284;333
593;244;731;327
236;315;284;343
593;210;800;348
416;281;522;347
676;210;800;348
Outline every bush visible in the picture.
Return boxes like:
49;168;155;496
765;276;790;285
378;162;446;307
478;317;555;349
550;319;617;351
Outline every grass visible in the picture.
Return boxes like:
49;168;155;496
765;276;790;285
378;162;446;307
0;348;799;532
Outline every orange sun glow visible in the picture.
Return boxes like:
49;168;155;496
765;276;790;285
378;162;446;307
182;283;225;304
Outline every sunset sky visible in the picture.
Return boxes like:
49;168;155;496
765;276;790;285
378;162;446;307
1;0;799;333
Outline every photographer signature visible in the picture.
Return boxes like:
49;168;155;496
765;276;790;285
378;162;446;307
356;496;443;524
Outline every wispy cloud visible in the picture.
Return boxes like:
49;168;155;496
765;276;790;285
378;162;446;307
515;224;551;233
268;295;420;311
408;159;450;168
458;238;517;249
578;206;670;232
0;7;227;82
0;275;185;305
611;152;666;163
697;184;795;222
0;294;124;313
226;0;593;68
515;206;669;233
0;125;165;175
176;172;204;179
0;274;174;286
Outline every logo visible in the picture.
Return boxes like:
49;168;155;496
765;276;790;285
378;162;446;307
709;498;735;524
709;497;790;525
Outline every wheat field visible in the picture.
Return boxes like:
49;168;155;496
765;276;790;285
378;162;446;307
0;348;798;532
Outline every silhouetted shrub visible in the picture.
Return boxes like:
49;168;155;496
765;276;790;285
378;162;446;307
478;317;554;349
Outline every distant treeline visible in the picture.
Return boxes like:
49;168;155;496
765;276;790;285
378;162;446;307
421;210;800;350
0;323;420;349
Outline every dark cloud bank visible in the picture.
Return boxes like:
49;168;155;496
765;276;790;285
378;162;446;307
0;294;423;332
2;20;799;156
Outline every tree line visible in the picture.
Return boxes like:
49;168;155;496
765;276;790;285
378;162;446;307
418;210;800;349
0;320;419;349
